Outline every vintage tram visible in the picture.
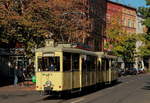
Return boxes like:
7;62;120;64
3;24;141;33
35;41;118;95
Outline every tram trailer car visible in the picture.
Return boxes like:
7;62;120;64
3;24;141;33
35;43;119;95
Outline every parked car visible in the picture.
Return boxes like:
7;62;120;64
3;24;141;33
138;68;145;74
118;69;126;77
126;68;138;75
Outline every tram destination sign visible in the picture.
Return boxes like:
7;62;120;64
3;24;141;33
43;52;54;57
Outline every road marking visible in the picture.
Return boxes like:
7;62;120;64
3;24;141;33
71;98;85;103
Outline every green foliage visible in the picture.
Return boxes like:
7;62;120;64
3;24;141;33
146;0;150;5
138;0;150;57
111;34;137;62
138;7;150;18
139;44;150;56
143;17;150;28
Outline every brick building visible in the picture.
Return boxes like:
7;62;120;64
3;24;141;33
67;0;107;51
87;0;107;51
122;5;136;34
107;0;136;34
105;0;123;51
105;0;137;51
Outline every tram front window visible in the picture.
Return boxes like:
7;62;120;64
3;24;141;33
38;57;60;71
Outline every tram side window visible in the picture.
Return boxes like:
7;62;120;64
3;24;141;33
38;57;42;71
72;53;79;71
63;52;71;71
106;59;109;70
38;57;60;71
90;56;97;71
82;58;86;71
86;56;91;71
98;61;101;71
101;58;105;71
84;56;96;71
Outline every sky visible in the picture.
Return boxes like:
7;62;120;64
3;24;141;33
111;0;147;8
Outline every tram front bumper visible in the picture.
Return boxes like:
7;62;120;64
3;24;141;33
44;86;53;91
43;81;53;91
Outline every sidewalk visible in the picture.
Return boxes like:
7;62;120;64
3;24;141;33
0;81;35;92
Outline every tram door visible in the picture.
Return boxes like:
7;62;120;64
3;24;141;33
106;58;110;82
101;58;106;83
81;55;88;87
71;53;80;89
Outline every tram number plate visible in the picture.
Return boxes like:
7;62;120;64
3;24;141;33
42;74;52;76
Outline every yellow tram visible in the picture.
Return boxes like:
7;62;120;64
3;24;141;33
35;40;118;95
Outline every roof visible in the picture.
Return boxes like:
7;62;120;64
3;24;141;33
35;44;98;56
107;0;137;11
35;44;117;59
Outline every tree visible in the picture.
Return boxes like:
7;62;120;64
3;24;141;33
112;34;137;63
138;0;150;56
49;0;91;43
0;0;90;57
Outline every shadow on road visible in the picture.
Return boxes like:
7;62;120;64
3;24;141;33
0;77;13;87
43;81;122;101
142;82;150;90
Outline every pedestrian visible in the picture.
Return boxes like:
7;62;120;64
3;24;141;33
18;67;25;86
49;63;55;71
14;65;18;86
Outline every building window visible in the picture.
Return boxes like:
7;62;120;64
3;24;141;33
128;19;131;27
123;19;126;26
132;21;135;28
130;20;132;27
138;22;141;29
106;14;110;23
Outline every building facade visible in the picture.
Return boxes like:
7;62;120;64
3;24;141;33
105;0;123;51
106;0;137;69
106;0;137;35
134;15;146;70
80;0;107;51
122;5;136;34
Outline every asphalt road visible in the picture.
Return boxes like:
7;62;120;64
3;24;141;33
0;74;150;103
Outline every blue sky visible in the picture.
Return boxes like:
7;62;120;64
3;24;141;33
111;0;146;8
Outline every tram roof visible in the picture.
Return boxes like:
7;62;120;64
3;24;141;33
35;44;117;58
35;45;104;56
35;45;101;56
